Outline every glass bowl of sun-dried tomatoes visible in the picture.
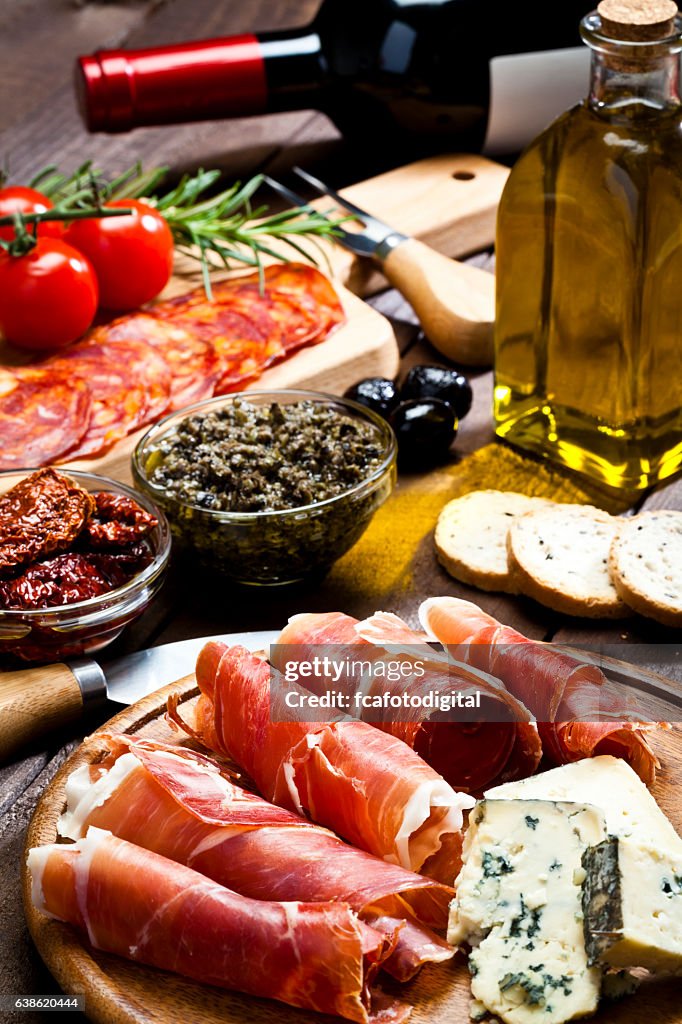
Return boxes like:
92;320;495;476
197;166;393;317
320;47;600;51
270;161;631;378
0;468;171;663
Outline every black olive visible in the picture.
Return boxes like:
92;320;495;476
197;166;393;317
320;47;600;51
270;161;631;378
401;365;473;421
344;378;400;419
390;399;458;468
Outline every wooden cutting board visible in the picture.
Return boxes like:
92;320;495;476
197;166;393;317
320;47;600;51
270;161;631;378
1;153;507;486
22;684;682;1024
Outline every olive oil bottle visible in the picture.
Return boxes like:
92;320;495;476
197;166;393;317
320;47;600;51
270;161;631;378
494;0;682;493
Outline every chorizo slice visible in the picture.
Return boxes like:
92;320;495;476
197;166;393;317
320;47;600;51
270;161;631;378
0;367;92;470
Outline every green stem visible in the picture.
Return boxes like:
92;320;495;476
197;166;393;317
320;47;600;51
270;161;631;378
0;207;133;228
2;212;38;257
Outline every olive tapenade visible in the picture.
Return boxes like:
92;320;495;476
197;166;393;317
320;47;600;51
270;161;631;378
144;399;386;512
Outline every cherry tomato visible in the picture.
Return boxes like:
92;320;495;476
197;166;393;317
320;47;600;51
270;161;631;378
64;198;174;311
0;186;64;242
0;239;98;351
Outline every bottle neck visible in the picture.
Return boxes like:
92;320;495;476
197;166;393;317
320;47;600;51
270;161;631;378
581;12;682;122
259;29;326;111
77;26;325;133
588;49;681;118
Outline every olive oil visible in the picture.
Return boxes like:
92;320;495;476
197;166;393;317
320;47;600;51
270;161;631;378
494;2;682;493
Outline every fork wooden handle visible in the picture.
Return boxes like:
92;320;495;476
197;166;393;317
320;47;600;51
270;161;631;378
381;237;495;366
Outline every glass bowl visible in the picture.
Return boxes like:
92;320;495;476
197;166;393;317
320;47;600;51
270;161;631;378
132;389;397;585
0;470;171;664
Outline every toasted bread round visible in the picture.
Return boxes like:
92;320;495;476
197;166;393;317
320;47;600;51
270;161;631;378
434;490;551;592
507;504;629;618
608;510;682;628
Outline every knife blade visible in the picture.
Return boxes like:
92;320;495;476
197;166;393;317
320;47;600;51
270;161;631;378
96;629;280;706
0;630;279;763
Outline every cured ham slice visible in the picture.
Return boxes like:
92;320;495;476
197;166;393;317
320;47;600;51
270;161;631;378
28;827;408;1023
168;643;473;882
276;611;542;795
419;596;659;785
58;734;454;982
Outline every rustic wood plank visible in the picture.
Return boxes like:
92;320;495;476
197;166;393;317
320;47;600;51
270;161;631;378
0;752;50;816
0;0;159;135
0;741;88;1024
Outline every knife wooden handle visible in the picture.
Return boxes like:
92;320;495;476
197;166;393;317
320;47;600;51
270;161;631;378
0;664;84;763
382;237;495;366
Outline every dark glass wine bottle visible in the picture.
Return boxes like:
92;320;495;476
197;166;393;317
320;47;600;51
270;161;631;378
77;0;593;157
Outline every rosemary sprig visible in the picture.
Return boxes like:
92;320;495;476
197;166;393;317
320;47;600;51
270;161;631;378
29;160;167;208
28;160;343;297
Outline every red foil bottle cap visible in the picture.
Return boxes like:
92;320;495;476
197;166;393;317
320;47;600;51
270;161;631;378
76;36;267;133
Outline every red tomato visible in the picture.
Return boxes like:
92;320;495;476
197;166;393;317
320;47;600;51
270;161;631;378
64;198;174;311
0;239;98;351
0;186;64;242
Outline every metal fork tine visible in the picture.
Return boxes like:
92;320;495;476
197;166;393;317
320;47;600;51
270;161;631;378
293;166;379;224
262;173;382;258
262;175;320;216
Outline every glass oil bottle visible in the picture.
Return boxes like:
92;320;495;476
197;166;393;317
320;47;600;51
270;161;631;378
494;0;682;493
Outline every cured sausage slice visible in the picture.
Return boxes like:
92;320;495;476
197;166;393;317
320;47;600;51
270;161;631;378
157;288;285;395
46;343;147;458
102;314;219;411
50;335;171;459
0;367;91;470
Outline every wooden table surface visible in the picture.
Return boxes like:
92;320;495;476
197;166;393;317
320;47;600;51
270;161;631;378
1;1;681;1019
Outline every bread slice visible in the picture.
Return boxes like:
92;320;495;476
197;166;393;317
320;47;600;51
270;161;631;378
507;504;629;618
434;490;551;592
609;510;682;628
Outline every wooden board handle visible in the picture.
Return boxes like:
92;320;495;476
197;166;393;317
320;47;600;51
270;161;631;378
382;237;495;366
0;664;84;763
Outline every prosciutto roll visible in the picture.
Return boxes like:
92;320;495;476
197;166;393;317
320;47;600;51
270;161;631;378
28;827;408;1024
169;643;474;882
275;610;542;794
419;596;659;784
58;734;454;981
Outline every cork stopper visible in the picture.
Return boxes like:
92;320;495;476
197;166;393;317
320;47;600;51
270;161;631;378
597;0;679;41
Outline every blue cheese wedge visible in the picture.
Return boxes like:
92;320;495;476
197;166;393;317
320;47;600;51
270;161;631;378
450;799;606;1024
582;837;682;974
486;755;682;853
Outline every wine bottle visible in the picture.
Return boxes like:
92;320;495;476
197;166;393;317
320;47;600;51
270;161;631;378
77;0;593;158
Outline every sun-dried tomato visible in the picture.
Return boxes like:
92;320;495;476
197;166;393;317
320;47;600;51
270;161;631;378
87;544;154;587
0;553;113;610
0;469;96;578
83;492;158;549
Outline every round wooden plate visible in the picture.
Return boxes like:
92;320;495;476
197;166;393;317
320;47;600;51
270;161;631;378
22;682;682;1024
